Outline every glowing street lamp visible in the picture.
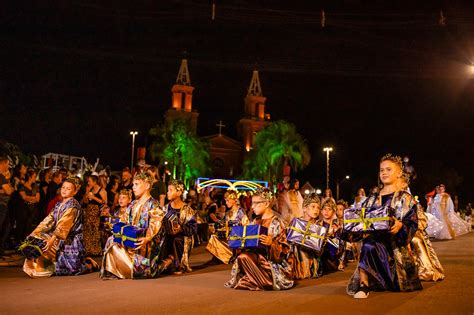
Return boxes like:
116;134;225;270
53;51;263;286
130;131;138;171
316;189;322;195
323;147;333;189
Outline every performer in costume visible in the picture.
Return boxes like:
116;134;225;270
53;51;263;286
280;179;303;225
411;203;445;281
113;189;132;221
225;188;294;291
347;154;422;299
429;184;469;239
352;188;367;208
336;200;356;265
206;189;249;264
99;189;132;248
290;192;323;279
159;179;197;275
100;172;165;279
23;177;97;278
318;199;345;273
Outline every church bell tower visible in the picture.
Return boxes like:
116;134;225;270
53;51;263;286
165;59;199;133
238;70;271;152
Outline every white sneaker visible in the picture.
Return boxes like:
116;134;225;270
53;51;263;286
354;285;370;299
354;290;369;299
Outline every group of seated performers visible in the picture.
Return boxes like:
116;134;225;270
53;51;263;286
20;153;446;300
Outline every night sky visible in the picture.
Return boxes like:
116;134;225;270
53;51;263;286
1;1;473;203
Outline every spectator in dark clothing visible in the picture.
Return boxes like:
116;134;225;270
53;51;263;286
45;172;62;204
15;169;40;241
0;156;14;256
38;168;52;218
120;168;133;191
106;175;120;211
147;166;166;207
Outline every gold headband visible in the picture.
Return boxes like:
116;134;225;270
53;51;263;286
321;198;336;211
254;187;274;202
133;172;154;185
224;189;239;200
303;193;320;208
64;176;82;191
169;179;185;193
380;153;403;170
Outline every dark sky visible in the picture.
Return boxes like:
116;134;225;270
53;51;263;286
1;1;473;202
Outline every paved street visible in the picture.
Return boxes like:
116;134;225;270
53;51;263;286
1;233;473;315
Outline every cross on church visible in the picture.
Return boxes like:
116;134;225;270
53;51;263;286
216;120;226;135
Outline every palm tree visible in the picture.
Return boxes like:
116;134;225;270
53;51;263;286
149;119;210;187
242;120;310;186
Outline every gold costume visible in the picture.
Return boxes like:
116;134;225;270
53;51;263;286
23;198;88;278
206;206;249;264
411;208;445;281
100;197;165;279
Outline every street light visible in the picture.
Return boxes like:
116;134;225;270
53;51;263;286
336;175;350;200
323;147;333;189
130;131;138;171
316;189;322;195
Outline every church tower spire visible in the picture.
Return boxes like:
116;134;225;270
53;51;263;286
176;59;191;86
165;59;199;133
247;70;262;97
244;70;267;120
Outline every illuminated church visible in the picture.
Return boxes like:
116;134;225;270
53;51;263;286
164;59;271;178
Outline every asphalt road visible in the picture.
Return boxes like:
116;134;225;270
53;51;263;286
1;233;473;315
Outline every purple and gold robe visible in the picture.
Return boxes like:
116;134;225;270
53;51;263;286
225;212;294;291
346;190;422;295
23;198;88;278
206;206;249;264
100;197;165;279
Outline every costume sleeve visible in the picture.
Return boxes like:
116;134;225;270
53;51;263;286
32;212;55;235
180;206;197;236
395;203;418;247
182;215;197;236
53;207;79;240
118;210;128;223
241;214;250;226
144;206;165;242
268;229;291;264
417;209;428;231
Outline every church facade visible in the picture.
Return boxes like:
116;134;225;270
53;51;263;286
164;59;271;178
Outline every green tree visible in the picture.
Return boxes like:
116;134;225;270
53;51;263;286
242;120;310;185
148;120;210;188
